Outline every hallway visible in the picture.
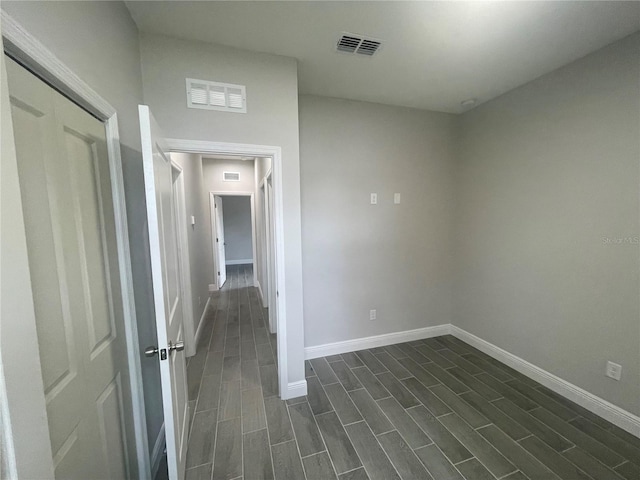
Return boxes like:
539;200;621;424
185;264;278;479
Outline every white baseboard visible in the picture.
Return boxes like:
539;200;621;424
450;325;640;438
303;323;639;438
304;325;450;360
284;380;307;400
194;296;211;348
150;423;165;480
225;259;253;265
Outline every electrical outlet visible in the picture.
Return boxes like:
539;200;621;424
605;361;622;381
394;193;401;204
369;309;377;321
370;193;377;205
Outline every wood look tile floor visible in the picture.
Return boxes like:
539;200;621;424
185;265;640;480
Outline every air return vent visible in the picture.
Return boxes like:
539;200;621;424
186;78;246;113
336;33;382;56
223;172;240;182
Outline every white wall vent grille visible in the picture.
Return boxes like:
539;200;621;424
336;33;382;56
223;172;241;182
186;78;247;113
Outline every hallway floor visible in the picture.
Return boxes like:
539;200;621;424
185;265;639;480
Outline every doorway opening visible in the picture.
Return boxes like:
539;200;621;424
162;149;282;479
209;193;256;290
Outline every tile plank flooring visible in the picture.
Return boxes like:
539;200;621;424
186;265;640;479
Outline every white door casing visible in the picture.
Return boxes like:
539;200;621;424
259;182;269;308
164;138;293;399
266;177;278;334
6;57;135;479
213;194;227;288
171;162;197;358
139;105;189;480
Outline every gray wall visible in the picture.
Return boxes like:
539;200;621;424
1;0;164;463
299;96;457;347
171;153;214;336
140;33;306;388
202;158;256;193
221;196;254;263
454;33;640;415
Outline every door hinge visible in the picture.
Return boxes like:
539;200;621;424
160;349;167;361
216;238;219;243
217;271;220;275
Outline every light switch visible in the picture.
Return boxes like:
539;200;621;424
191;215;196;226
370;193;378;205
394;193;401;204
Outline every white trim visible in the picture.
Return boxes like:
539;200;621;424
264;173;277;335
150;424;166;480
449;326;640;438
171;161;196;358
2;11;114;117
304;325;450;360
286;380;308;400
194;296;212;349
226;258;254;265
1;11;150;479
167;139;289;399
209;193;225;289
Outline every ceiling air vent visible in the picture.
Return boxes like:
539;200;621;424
223;172;240;182
186;78;246;113
336;33;382;56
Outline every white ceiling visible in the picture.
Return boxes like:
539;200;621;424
126;1;640;114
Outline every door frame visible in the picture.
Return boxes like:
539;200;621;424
209;191;257;289
1;11;150;479
168;138;290;399
259;173;277;333
171;161;196;357
209;194;227;289
258;179;269;309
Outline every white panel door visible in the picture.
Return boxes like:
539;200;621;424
214;195;227;288
6;57;135;479
139;105;189;480
267;178;278;334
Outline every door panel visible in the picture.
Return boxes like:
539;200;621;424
267;179;278;334
214;195;227;288
139;105;189;480
6;57;133;479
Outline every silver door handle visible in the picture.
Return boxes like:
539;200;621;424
145;346;159;357
168;340;185;355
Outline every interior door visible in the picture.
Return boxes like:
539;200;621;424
6;56;136;479
139;105;189;480
260;184;269;307
214;195;227;288
266;178;278;334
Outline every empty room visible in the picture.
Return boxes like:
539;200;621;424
1;2;638;480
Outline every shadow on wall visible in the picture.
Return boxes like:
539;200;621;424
120;144;163;458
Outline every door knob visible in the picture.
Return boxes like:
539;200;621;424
145;346;159;357
168;340;185;355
